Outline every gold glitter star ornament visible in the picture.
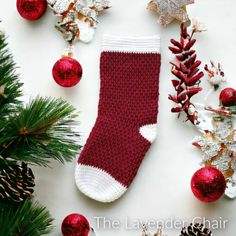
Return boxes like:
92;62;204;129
148;0;195;27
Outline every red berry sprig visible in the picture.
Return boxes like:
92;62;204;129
168;24;204;125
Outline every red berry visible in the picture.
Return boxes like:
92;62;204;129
52;57;83;88
17;0;47;21
219;87;236;107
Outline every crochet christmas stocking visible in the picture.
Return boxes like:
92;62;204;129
75;35;161;202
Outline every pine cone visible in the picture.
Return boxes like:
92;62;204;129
0;157;35;202
180;223;212;236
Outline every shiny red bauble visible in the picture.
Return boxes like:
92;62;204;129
61;213;90;236
17;0;47;21
191;167;226;202
52;57;83;87
219;87;236;107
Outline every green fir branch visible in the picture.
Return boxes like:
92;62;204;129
0;198;54;236
0;27;81;235
0;97;80;166
0;32;23;118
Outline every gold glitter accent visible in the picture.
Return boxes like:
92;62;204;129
148;0;195;27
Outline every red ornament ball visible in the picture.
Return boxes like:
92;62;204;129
191;167;226;202
61;213;90;236
17;0;47;21
219;87;236;107
52;57;83;87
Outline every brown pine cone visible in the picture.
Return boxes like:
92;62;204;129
180;223;212;236
0;157;35;202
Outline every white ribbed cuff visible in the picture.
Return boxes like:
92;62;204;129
102;35;161;53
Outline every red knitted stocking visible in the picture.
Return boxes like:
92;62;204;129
75;35;161;202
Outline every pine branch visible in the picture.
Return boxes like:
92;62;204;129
0;31;23;119
0;28;80;235
0;198;54;236
0;97;80;166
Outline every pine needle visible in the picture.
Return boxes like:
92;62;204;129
0;32;23;117
0;97;80;166
0;198;54;236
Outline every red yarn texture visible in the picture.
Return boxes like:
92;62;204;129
78;51;161;187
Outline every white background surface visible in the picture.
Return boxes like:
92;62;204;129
1;0;236;235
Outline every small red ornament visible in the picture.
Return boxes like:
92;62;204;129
191;167;226;202
61;213;90;236
16;0;47;21
219;87;236;107
52;57;83;87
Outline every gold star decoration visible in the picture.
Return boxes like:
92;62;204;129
148;0;194;27
47;0;110;43
193;114;236;198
